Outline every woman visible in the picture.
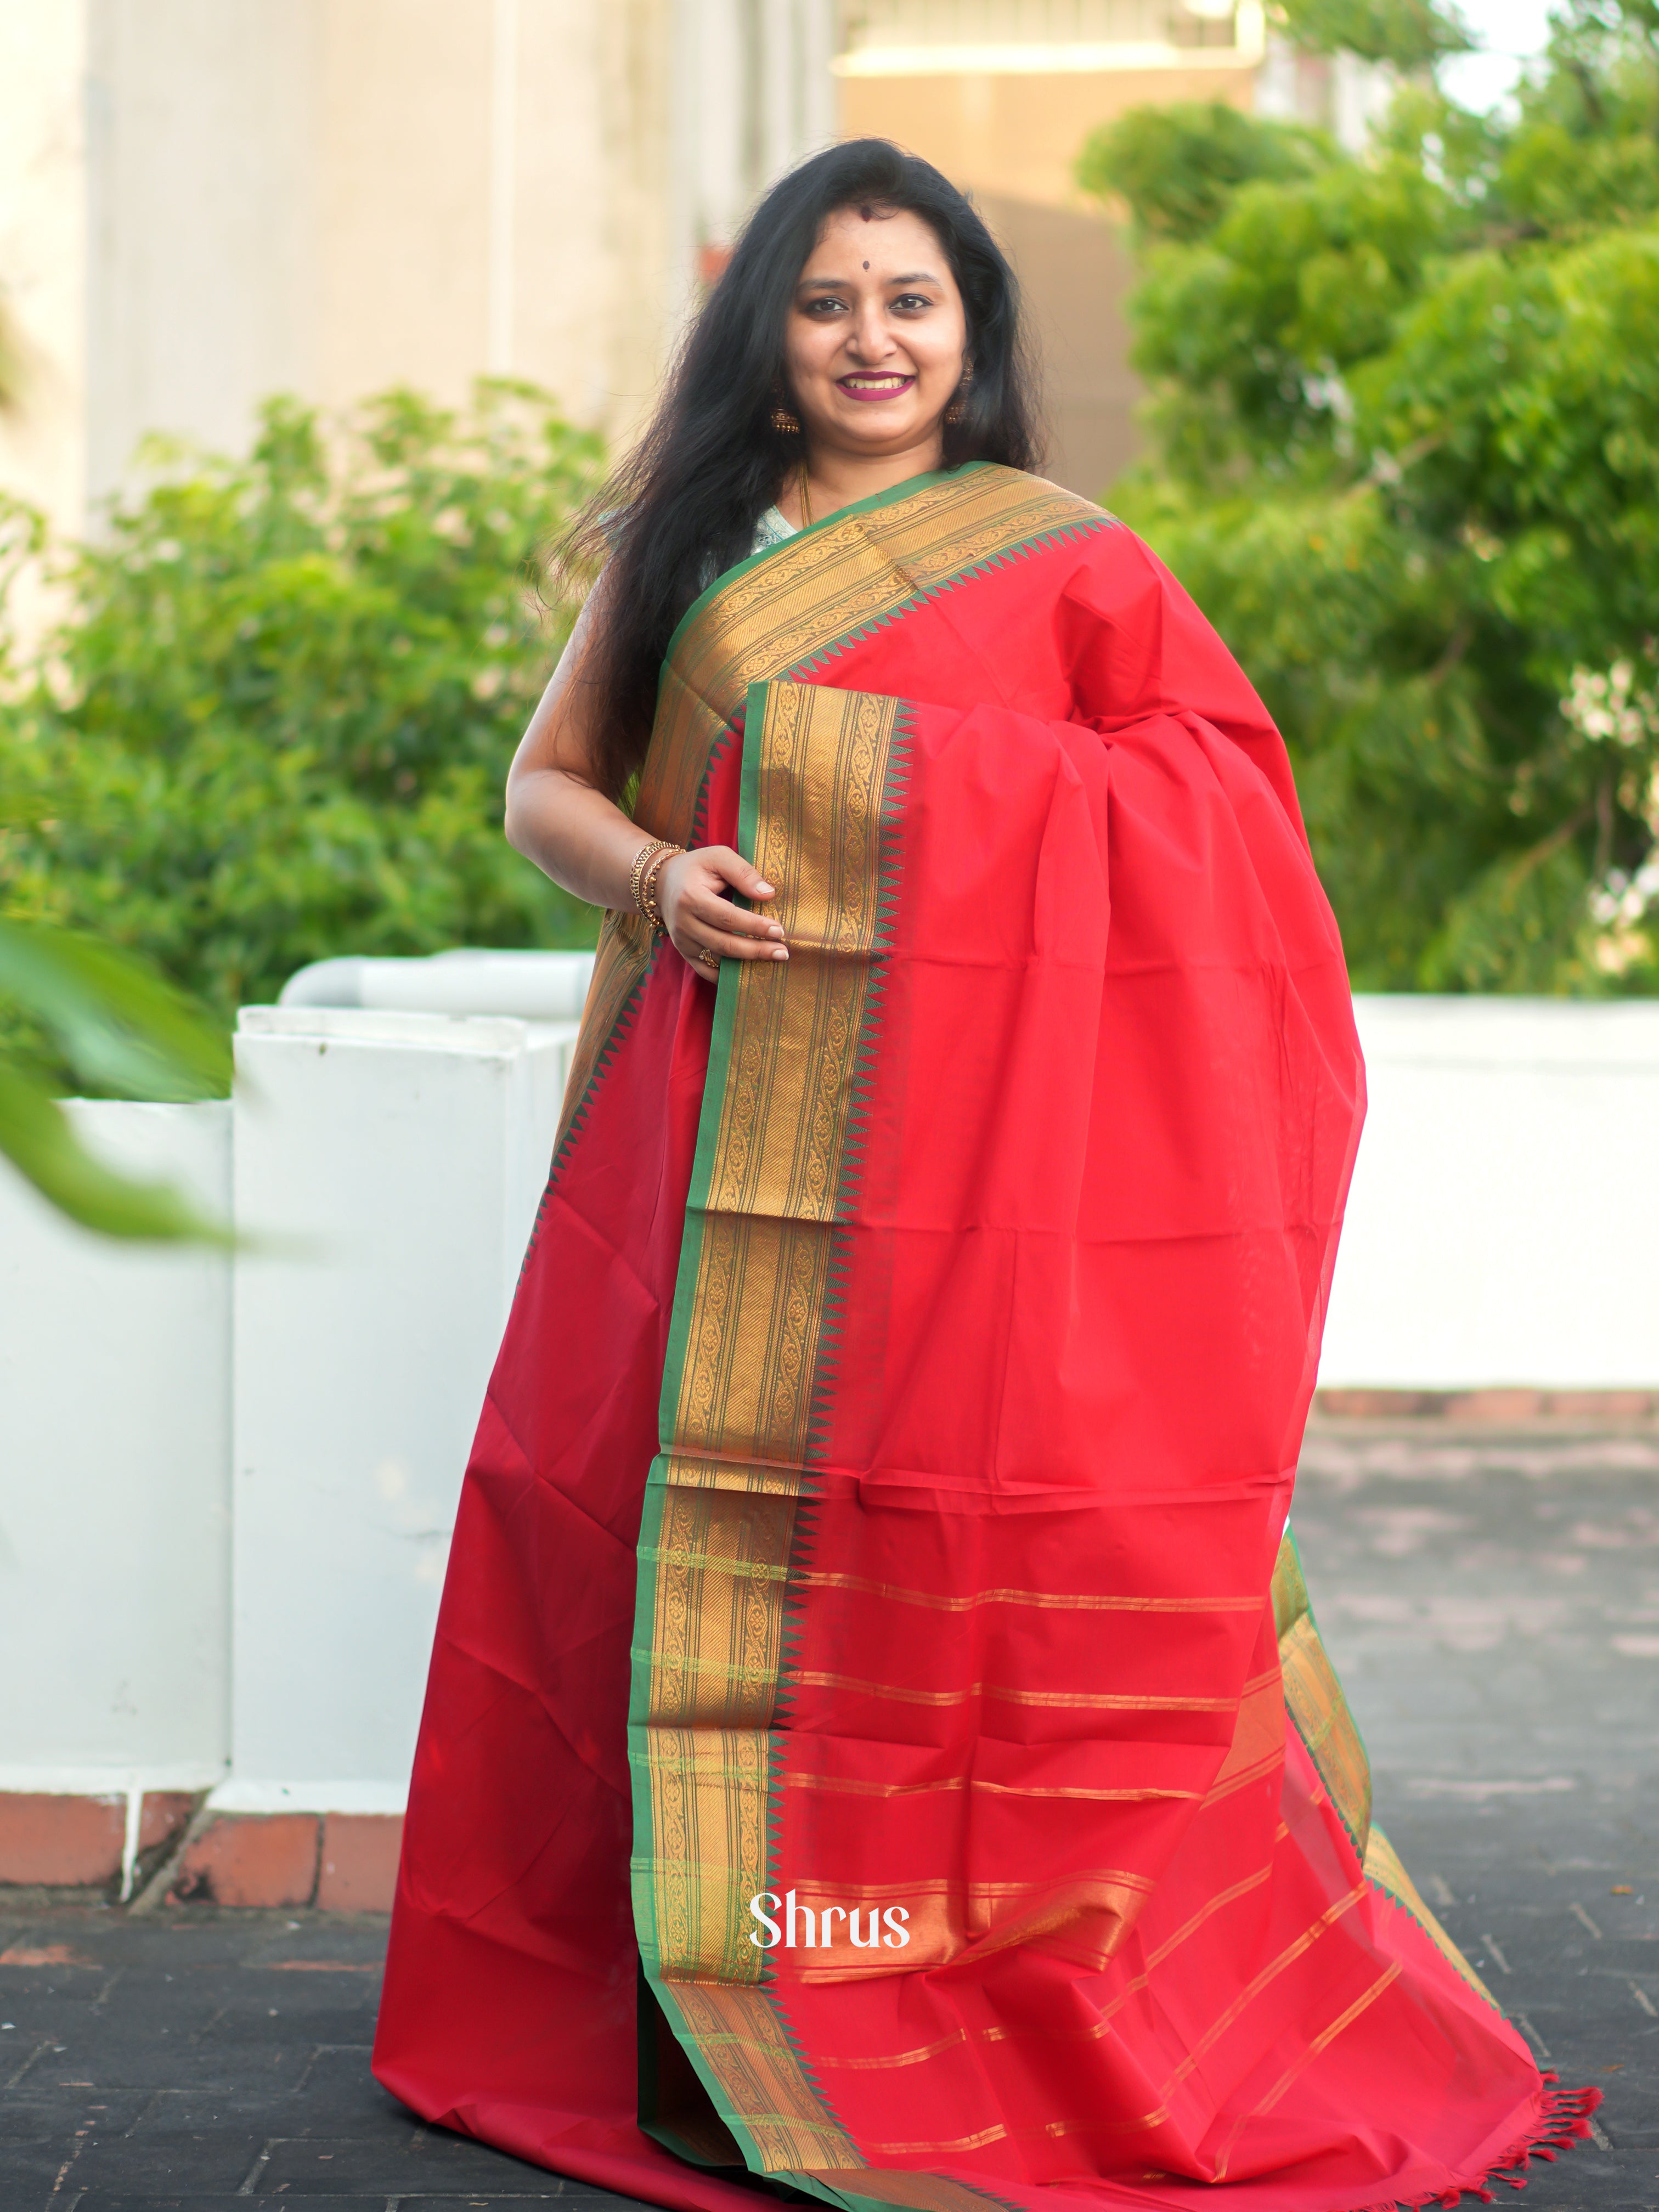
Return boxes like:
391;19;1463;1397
374;141;1594;2211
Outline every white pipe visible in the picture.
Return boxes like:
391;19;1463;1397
119;1782;142;1903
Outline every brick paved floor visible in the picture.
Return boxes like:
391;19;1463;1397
3;1420;1657;2210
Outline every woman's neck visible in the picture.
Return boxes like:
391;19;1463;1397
781;435;947;529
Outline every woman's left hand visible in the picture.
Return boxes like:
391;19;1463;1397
657;847;789;975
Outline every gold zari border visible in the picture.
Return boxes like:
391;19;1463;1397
635;680;910;2174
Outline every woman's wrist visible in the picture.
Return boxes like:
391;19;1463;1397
628;838;685;934
628;836;672;924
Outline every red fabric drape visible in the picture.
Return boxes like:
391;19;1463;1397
374;473;1588;2211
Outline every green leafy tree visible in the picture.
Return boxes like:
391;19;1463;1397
1079;0;1659;991
0;381;603;1025
1276;0;1472;69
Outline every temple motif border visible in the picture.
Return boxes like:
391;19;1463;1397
628;676;909;2184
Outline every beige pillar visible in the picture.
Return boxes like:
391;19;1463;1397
1;0;835;546
0;0;92;560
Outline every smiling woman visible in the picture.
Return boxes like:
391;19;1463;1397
372;138;1598;2212
777;204;972;520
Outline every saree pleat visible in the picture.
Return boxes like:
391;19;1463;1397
375;465;1591;2212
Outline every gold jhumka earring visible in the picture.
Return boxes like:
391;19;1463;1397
770;391;801;436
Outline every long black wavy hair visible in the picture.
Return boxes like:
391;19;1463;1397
567;138;1043;799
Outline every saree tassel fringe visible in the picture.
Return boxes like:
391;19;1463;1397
375;465;1601;2212
1346;2081;1605;2209
1484;2081;1604;2193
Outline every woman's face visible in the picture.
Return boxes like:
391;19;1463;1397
782;205;968;464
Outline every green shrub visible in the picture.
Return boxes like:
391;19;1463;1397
0;381;603;1023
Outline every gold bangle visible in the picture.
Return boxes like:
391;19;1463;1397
638;842;684;936
629;839;678;929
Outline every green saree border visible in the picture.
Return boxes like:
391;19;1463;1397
629;676;919;2184
661;461;991;674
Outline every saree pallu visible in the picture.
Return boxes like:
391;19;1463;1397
374;465;1593;2211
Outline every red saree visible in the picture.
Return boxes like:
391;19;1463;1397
373;465;1595;2210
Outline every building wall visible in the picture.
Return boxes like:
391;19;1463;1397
84;0;318;506
973;191;1139;499
0;0;91;611
837;54;1258;499
0;0;834;555
838;59;1255;211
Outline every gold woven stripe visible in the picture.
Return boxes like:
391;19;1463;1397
646;1553;1261;1611
866;2124;1010;2156
794;1669;1238;1713
778;1771;1198;1804
797;1568;1263;1614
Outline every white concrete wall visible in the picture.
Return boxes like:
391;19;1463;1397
0;1101;231;1796
228;1007;574;1802
2;991;1656;1807
1319;997;1659;1391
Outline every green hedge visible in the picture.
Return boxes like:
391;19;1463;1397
0;381;603;1025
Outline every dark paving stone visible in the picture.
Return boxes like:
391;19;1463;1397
253;2129;572;2190
50;2134;273;2187
1293;1418;1659;2209
5;1423;1657;2209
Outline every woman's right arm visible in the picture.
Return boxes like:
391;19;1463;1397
504;582;787;967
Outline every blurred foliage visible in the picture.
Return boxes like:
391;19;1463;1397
1077;103;1329;244
0;918;232;1238
1277;0;1472;69
0;381;603;1047
1079;0;1659;992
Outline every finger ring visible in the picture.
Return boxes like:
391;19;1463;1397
697;946;719;974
